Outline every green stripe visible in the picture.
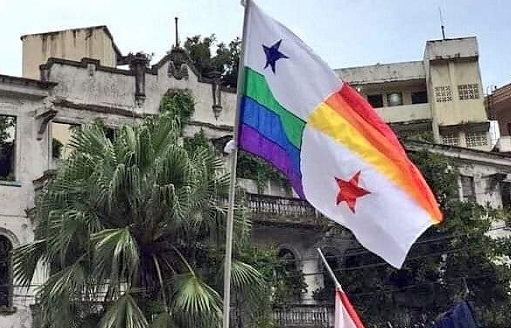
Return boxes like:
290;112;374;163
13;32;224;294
242;67;305;149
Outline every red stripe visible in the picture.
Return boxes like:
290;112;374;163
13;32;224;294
339;83;405;155
338;290;365;328
331;83;442;223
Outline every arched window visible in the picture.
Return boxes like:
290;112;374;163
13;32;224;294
276;248;303;303
0;236;13;309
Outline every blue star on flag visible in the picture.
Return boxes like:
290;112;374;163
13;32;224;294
262;40;289;73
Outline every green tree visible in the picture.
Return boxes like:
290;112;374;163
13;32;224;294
316;150;511;327
13;112;269;328
183;35;241;88
0;116;14;143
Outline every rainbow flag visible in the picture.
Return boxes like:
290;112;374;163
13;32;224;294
238;1;442;268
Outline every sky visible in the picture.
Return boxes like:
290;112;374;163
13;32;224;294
0;0;510;90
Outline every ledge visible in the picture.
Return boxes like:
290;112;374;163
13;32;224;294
0;306;17;315
0;180;22;187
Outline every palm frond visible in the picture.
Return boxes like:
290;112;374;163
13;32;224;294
12;240;46;288
98;293;149;328
171;273;222;328
37;259;93;328
92;228;139;285
150;312;177;328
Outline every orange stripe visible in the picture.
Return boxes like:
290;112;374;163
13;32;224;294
321;87;442;223
338;290;365;328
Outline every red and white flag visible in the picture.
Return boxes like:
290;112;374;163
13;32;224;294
335;288;365;328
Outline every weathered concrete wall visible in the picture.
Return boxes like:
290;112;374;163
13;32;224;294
424;37;478;61
336;61;425;85
0;308;32;328
45;59;237;134
0;101;42;327
22;26;118;80
0;96;50;216
429;60;487;127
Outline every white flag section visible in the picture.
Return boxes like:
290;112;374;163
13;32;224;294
335;288;365;328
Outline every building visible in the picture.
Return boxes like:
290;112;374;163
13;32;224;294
486;83;511;153
0;26;509;327
336;37;491;151
21;25;123;80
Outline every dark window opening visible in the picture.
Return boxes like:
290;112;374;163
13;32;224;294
411;90;428;104
105;127;116;142
460;175;476;202
0;236;13;308
0;116;16;181
501;182;511;209
507;123;511;136
367;94;383;108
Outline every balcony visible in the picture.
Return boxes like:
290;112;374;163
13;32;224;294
246;193;323;226
272;304;334;327
375;103;431;124
229;304;334;328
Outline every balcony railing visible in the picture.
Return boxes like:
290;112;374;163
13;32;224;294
273;304;334;327
247;193;316;217
246;193;323;225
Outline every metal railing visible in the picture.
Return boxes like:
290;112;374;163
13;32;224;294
272;304;334;327
246;193;318;218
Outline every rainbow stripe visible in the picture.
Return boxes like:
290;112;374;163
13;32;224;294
239;68;306;198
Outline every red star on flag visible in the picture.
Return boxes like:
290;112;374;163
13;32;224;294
335;171;371;213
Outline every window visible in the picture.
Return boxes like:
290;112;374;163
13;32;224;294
367;94;383;108
0;115;16;181
460;175;476;202
465;132;488;147
442;133;460;146
277;248;302;302
0;236;12;309
458;84;479;100
411;90;428;104
501;182;511;209
387;92;403;106
51;122;80;160
435;86;452;102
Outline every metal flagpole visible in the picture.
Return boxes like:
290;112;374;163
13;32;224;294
317;248;343;291
221;1;251;327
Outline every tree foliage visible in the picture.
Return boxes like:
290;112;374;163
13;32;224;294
0;115;14;143
183;34;240;88
316;150;511;327
13;111;269;327
158;89;195;125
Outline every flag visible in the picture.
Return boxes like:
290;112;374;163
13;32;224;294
237;1;442;268
335;288;365;328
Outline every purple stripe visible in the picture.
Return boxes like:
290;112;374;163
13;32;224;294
239;124;305;198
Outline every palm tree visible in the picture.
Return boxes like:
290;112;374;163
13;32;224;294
13;114;268;328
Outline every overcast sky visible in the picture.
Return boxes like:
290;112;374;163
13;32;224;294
0;0;510;90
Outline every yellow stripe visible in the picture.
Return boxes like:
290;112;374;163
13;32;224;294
308;103;439;222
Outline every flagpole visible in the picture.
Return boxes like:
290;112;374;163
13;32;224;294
317;248;343;291
221;1;250;327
